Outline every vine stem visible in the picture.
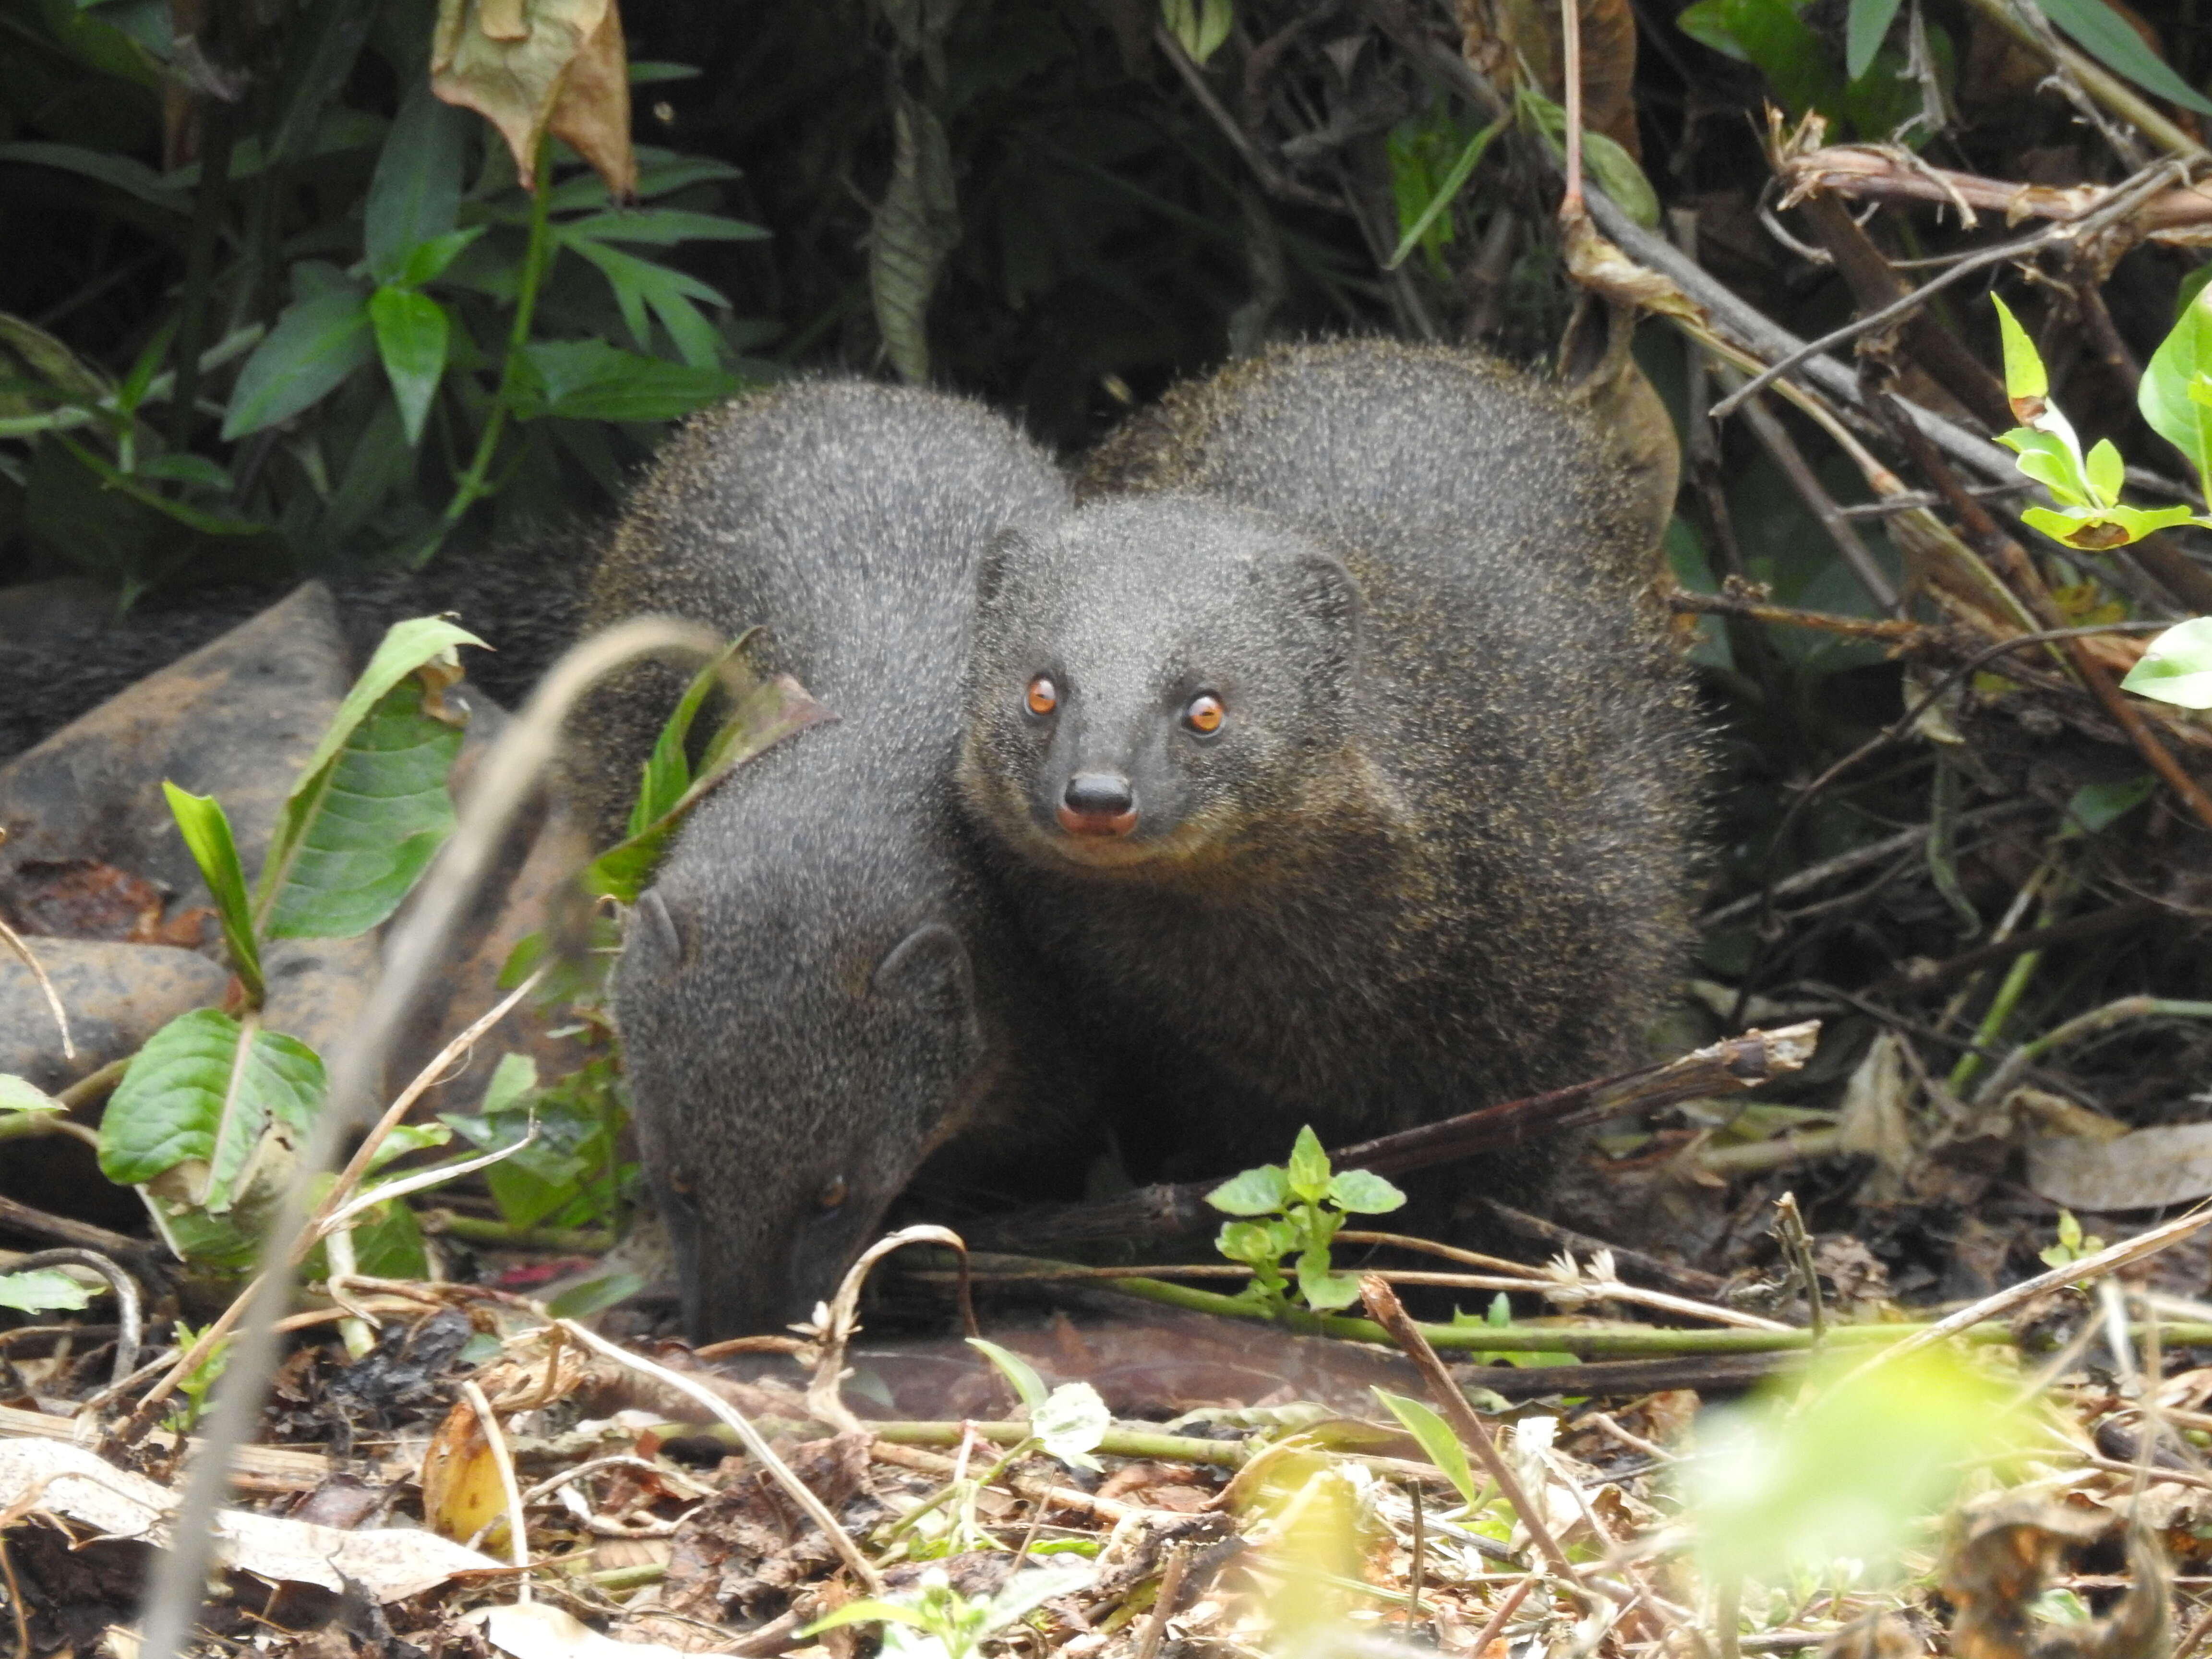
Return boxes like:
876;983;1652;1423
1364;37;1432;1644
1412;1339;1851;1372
445;132;556;528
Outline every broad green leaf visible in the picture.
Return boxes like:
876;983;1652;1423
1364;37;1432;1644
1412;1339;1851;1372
364;1120;453;1173
2123;617;2212;708
627;60;702;83
543;150;743;215
1215;1218;1289;1267
257;616;483;939
967;1337;1050;1412
1581;130;1661;229
1387;116;1505;270
135;453;231;490
1846;0;1905;79
1674;0;1834;111
1374;1389;1482;1508
2179;266;2212;321
2062;774;2154;833
1991;295;2048;410
2141;277;2212;494
368;286;450;445
547;1269;646;1319
560;208;771;246
162;783;264;1003
800;1602;938;1637
1327;1167;1408;1214
482;1051;540;1116
1286;1125;1332;1203
346;1193;430;1279
1687;1348;2033;1582
0;141;188;212
1297;1248;1362;1311
364;80;470;281
99;1009;325;1202
2031;0;2212;115
1031;1381;1110;1472
0;1269;92;1313
2020;501;2195;548
2085;437;2124;505
1206;1162;1289;1215
586;672;833;902
0;1074;64;1116
515;340;741;423
1162;0;1233;64
220;289;374;440
1998;427;2091;505
399;227;487;288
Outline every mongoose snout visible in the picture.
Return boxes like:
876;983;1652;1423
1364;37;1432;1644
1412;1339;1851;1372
1058;772;1138;836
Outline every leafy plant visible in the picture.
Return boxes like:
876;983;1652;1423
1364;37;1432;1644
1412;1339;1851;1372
166;1319;231;1432
0;1269;94;1315
2038;1208;2107;1270
802;1563;1093;1659
1207;1125;1406;1314
440;1051;636;1234
967;1338;1112;1473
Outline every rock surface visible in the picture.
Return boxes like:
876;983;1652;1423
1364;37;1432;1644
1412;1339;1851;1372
0;936;230;1091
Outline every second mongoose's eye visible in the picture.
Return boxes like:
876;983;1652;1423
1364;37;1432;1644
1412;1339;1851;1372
1024;675;1058;717
818;1175;849;1211
1183;693;1225;734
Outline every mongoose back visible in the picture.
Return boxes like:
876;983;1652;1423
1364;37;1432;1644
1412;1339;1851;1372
577;380;1101;1338
958;338;1704;1174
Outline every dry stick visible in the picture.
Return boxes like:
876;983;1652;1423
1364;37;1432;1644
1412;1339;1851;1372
1710;159;2186;420
1558;0;1583;215
131;617;727;1659
463;1380;532;1598
0;912;73;1061
1465;1575;1540;1654
1359;1276;1585;1588
1849;1205;2212;1378
555;1318;885;1592
116;969;548;1440
1956;0;2210;161
1663;589;1924;642
1780;145;2212;233
804;1225;968;1434
1133;1542;1192;1659
971;1023;1817;1250
1722;372;1900;613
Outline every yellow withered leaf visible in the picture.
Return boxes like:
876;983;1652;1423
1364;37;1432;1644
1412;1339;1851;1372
430;0;636;199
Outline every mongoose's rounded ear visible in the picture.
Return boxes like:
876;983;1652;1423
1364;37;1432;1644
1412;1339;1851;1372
1281;549;1363;672
872;921;976;1022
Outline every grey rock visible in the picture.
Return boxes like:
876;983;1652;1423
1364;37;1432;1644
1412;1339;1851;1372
0;936;230;1092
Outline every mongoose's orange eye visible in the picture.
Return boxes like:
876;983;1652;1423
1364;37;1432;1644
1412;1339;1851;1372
818;1176;848;1211
1024;675;1058;717
1183;693;1225;734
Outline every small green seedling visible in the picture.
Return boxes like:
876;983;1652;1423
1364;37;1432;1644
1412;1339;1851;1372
803;1563;1093;1659
166;1320;231;1432
2038;1208;2106;1271
1207;1125;1406;1314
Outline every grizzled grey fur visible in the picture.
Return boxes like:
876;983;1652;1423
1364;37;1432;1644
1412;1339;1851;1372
959;339;1706;1178
574;380;1105;1339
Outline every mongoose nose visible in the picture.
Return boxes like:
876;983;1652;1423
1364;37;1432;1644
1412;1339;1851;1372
1058;772;1138;837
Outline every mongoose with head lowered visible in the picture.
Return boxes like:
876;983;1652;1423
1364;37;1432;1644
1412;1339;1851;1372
958;338;1704;1179
576;380;1104;1339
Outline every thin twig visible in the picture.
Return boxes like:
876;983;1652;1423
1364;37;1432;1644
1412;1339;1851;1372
0;916;73;1060
1133;1542;1192;1659
1466;1575;1540;1653
804;1225;967;1434
463;1380;532;1596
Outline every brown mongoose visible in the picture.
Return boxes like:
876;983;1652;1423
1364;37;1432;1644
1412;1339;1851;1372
574;380;1110;1339
957;338;1705;1182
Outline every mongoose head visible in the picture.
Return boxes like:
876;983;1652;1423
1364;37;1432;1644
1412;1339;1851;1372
962;494;1361;871
614;811;984;1339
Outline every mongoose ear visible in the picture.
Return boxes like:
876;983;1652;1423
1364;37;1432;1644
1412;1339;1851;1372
872;921;976;1022
1282;549;1363;671
633;888;684;964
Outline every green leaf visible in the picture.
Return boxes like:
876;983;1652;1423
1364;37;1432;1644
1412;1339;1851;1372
1374;1389;1481;1508
1998;426;2092;505
220;289;374;441
1674;0;1836;111
625;636;753;837
557;235;731;368
2061;774;2154;834
1386;116;1505;270
0;141;189;213
2123;617;2212;708
585;670;833;901
0;1074;64;1116
364;1120;452;1172
1214;1218;1287;1267
161;783;264;1003
1205;1162;1289;1216
0;1268;93;1313
2141;276;2212;496
976;1566;1096;1632
399;227;487;289
368;286;450;446
800;1601;938;1637
1846;0;1905;78
2020;500;2195;548
2084;437;2125;505
1297;1248;1362;1311
547;1269;646;1319
1327;1168;1407;1214
514;340;742;423
99;1009;325;1201
627;60;703;83
1991;295;2048;409
364;80;469;282
1030;1381;1110;1472
257;616;484;939
1286;1125;1332;1204
1161;0;1233;64
967;1337;1049;1412
2030;0;2212;115
560;208;771;246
